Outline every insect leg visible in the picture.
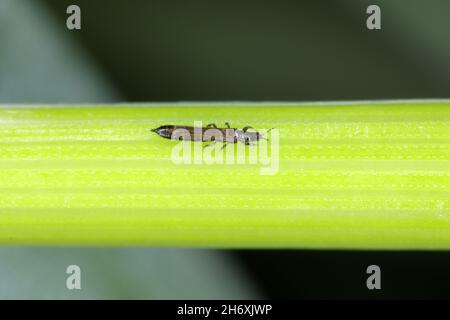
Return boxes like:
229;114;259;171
220;142;228;150
204;141;217;148
224;122;231;129
242;126;254;132
206;123;217;128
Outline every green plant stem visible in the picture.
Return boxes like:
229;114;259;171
0;102;449;248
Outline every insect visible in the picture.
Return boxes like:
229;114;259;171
151;122;272;149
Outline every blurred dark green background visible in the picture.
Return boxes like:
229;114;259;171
1;0;450;299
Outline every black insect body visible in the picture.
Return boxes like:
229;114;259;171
151;123;272;148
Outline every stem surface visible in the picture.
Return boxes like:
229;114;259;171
0;102;449;248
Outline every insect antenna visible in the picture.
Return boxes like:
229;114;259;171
259;128;274;141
